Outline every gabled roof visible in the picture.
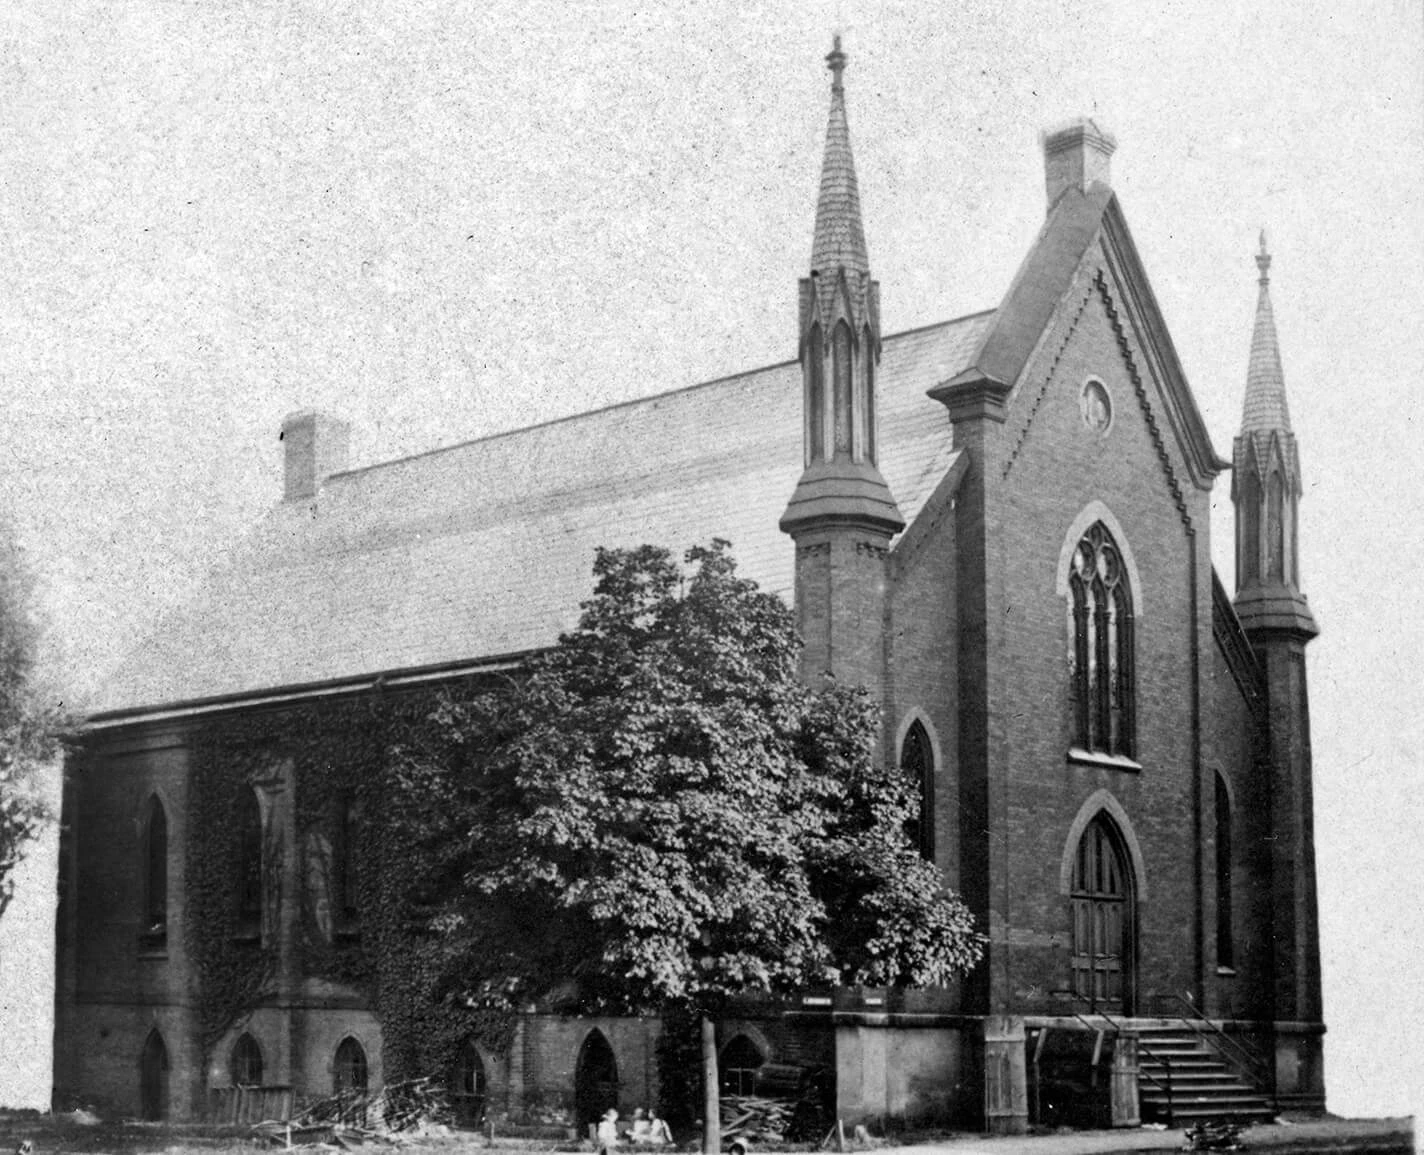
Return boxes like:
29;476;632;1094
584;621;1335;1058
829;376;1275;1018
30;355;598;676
91;312;992;719
950;183;1228;488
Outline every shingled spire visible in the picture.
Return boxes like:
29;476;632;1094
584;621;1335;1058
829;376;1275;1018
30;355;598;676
1232;232;1316;636
781;37;902;690
781;35;902;538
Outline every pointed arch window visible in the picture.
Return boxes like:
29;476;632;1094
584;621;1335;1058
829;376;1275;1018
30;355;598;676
832;321;852;456
235;788;263;937
1266;472;1285;581
1215;775;1234;970
807;324;825;462
899;721;934;861
140;1029;170;1121
1069;522;1136;758
332;789;361;934
1240;472;1261;583
141;796;168;949
231;1033;264;1087
334;1037;368;1096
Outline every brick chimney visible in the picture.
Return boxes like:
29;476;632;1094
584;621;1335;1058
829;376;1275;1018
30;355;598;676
280;410;350;501
1042;118;1116;208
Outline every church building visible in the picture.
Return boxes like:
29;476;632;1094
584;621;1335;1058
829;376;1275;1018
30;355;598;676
55;41;1325;1133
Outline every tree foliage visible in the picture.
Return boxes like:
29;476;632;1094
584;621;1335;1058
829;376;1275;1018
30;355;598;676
414;540;983;1022
0;518;62;919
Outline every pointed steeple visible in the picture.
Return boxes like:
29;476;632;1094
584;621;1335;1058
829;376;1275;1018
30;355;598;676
1241;231;1293;435
1231;233;1316;638
810;36;870;282
781;36;900;537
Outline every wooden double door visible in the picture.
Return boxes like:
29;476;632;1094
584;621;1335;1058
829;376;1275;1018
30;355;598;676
1069;816;1136;1014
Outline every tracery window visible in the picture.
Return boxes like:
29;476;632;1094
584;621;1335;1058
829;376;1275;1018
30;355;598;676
231;1033;263;1086
899;721;934;861
1069;522;1136;757
142;796;168;948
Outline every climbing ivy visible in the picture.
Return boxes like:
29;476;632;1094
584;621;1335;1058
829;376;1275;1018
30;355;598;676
184;685;514;1088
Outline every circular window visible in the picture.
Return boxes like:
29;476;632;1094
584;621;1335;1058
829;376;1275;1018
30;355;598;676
1080;379;1113;435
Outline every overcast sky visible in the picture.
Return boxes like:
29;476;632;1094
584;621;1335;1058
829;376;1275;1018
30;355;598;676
1;0;1420;1118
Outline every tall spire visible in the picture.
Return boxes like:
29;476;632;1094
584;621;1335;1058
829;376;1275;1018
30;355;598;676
810;35;870;282
1241;229;1292;434
1232;233;1315;637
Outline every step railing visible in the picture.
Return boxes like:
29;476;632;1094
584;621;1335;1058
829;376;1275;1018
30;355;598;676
1071;1010;1174;1127
1153;994;1275;1112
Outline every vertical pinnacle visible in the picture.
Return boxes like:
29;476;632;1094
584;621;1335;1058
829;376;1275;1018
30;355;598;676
1257;229;1271;284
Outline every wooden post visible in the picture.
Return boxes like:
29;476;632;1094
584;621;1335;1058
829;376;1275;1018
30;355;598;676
701;1016;720;1155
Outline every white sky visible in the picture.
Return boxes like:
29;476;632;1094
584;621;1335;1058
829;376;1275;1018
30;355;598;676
1;0;1420;1119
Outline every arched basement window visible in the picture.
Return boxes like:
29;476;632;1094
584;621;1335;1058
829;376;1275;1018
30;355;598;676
142;796;167;948
832;320;852;456
1069;522;1136;757
235;788;263;936
899;721;934;861
1215;775;1234;970
807;324;825;462
334;1037;368;1096
719;1034;765;1098
231;1033;263;1087
449;1042;488;1126
140;1029;169;1121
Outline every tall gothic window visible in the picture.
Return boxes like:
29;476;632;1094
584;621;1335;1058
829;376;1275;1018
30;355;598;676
1240;472;1261;583
1215;775;1234;970
832;321;852;456
236;788;263;935
807;324;825;462
1266;472;1285;581
142;796;167;947
1069;522;1136;757
333;790;360;932
899;721;934;861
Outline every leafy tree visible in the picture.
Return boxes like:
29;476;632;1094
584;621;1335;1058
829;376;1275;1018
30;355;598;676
0;518;62;919
408;541;982;1148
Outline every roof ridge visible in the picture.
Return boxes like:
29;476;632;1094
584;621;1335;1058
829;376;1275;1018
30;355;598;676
329;311;995;483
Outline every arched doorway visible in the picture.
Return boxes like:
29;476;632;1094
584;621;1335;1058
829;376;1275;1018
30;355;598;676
139;1029;169;1121
574;1030;619;1133
719;1034;765;1098
1069;814;1136;1013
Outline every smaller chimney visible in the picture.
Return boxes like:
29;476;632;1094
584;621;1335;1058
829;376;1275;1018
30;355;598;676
280;410;350;501
1042;118;1117;208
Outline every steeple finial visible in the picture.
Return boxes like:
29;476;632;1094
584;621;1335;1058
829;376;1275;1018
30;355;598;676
1257;228;1272;283
827;34;846;90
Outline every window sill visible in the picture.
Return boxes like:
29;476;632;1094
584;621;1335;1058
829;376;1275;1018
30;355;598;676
1217;966;1237;977
1066;748;1142;772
